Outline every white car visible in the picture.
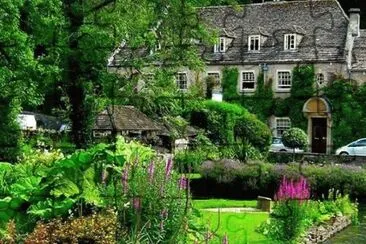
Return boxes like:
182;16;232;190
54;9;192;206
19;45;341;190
335;138;366;156
269;137;304;153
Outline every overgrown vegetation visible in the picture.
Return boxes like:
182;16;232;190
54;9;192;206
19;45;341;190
0;137;194;242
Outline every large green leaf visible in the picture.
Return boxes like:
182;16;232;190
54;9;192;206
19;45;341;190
51;178;80;198
10;176;43;201
53;198;75;216
81;167;103;206
27;200;53;219
78;151;92;164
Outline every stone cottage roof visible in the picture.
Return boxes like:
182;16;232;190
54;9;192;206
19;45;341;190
93;105;161;132
108;0;354;67
198;0;349;64
352;30;366;70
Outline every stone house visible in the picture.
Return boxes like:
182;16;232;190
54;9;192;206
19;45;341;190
93;105;161;140
108;0;366;154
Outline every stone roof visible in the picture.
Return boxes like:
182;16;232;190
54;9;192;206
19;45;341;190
198;0;349;64
108;0;352;67
93;105;161;131
352;30;366;70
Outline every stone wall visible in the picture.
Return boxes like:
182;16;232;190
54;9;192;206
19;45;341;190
303;216;351;243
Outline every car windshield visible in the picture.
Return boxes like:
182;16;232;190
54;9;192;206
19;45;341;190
272;138;282;144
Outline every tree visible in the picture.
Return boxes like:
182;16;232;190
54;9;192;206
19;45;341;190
0;0;58;161
282;128;308;160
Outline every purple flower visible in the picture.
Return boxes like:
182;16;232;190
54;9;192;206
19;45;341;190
148;161;155;182
275;176;310;201
178;176;188;190
121;165;129;193
222;234;229;244
165;157;173;179
132;197;141;210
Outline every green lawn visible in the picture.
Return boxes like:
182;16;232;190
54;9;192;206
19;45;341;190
192;199;258;209
193;199;270;243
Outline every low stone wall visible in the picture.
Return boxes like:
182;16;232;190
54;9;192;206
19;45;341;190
303;216;352;243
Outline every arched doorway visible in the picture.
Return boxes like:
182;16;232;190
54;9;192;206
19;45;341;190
303;97;332;154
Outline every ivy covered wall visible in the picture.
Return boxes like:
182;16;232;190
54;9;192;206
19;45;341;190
221;65;366;151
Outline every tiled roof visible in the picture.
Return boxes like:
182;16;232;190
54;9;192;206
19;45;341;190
352;30;366;70
198;0;349;64
94;105;161;131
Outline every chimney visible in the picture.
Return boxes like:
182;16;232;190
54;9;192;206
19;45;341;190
349;8;360;37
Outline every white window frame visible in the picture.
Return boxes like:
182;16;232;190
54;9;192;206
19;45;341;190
248;35;261;51
207;71;221;86
240;71;256;92
284;34;297;50
275;117;291;137
277;70;292;91
176;72;188;91
214;37;226;53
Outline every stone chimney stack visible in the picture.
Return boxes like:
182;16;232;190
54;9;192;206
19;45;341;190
349;8;360;37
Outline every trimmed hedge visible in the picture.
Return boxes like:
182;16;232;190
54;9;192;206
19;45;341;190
191;161;366;200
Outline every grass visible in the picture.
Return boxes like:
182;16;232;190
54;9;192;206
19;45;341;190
193;199;270;243
193;199;258;209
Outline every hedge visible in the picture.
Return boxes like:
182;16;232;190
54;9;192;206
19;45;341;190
191;160;366;200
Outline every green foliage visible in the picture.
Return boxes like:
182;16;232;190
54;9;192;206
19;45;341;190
324;80;366;149
197;161;366;200
0;101;22;162
282;127;308;150
187;101;271;155
222;67;240;101
259;192;358;243
0;136;191;242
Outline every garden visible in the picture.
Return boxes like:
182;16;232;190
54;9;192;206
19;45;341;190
1;1;365;243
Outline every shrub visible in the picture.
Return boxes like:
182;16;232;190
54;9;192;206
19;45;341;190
187;101;271;155
282;127;308;151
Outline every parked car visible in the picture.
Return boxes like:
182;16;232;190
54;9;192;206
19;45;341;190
269;137;304;153
335;138;366;156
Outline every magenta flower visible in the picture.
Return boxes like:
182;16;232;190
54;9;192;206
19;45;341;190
178;176;188;190
160;209;168;219
222;233;229;244
132;197;141;210
121;165;129;193
165;157;173;179
275;176;310;201
148;161;155;182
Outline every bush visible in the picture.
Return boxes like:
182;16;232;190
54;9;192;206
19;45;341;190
187;101;271;155
282;127;308;151
192;162;366;200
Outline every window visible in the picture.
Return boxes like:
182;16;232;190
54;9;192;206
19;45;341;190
277;71;292;90
248;35;260;51
207;72;220;86
214;37;226;53
241;71;255;91
284;34;296;50
176;73;188;91
316;73;325;86
276;118;291;137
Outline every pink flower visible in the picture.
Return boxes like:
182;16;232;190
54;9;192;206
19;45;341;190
275;176;310;201
222;234;229;244
148;161;155;182
165;157;173;179
132;197;141;210
121;165;129;193
178;176;188;190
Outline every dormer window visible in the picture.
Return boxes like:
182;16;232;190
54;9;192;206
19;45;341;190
284;34;297;50
248;35;260;51
214;37;226;53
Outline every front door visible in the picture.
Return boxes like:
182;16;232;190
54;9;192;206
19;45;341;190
312;118;327;153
